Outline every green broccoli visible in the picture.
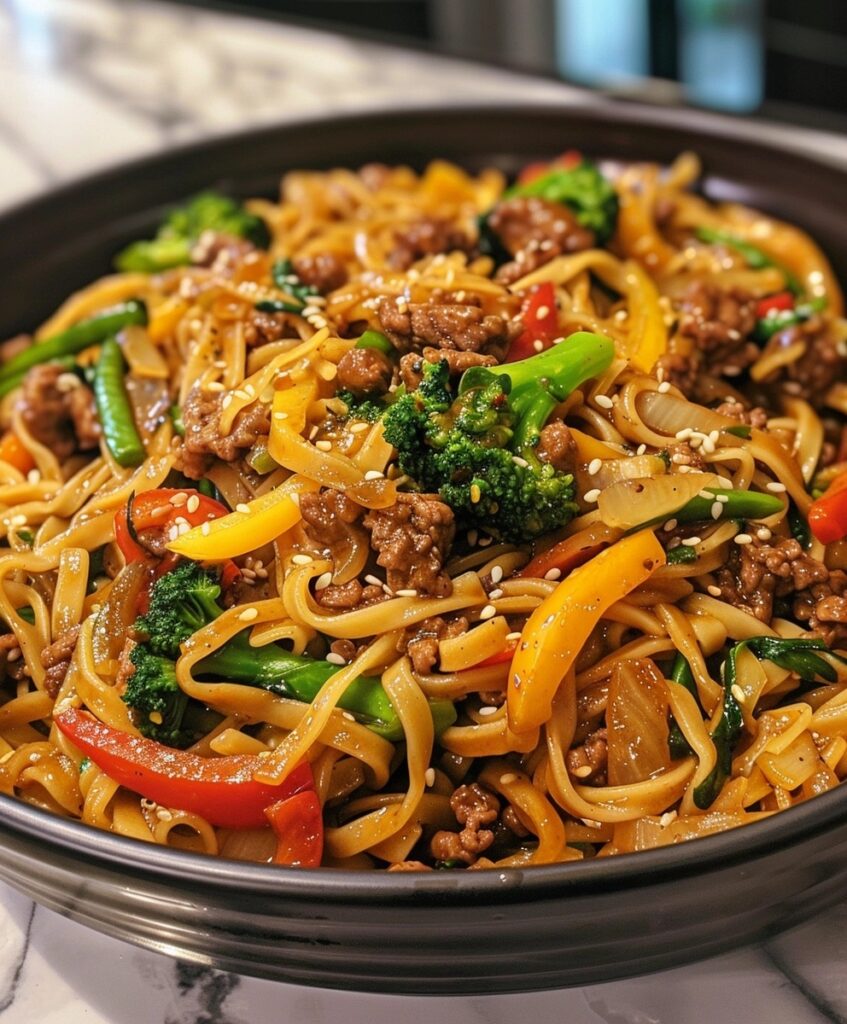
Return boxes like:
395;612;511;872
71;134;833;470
382;332;614;542
504;159;619;244
122;561;456;746
115;191;269;273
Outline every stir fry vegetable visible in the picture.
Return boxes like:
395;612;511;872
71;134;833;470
93;337;146;467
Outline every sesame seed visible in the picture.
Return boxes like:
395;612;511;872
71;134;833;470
364;470;384;481
288;492;300;506
675;428;693;441
291;554;313;566
309;426;319;440
716;494;730;503
489;588;504;600
595;394;613;409
535;305;550;319
201;522;211;536
233;389;249;401
766;481;787;493
273;411;288;421
512;456;529;468
701;437;716;454
315;440;332;451
698;490;715;500
425;768;436;787
707;585;722;597
731;685;746;704
236;503;251;514
6;648;20;663
479;604;496;620
222;395;233;410
325;652;346;666
155;807;173;822
657;381;671;394
573;765;593;778
206;381;225;392
711;501;723;520
395;589;417;598
478;705;498;717
26;469;40;483
584;488;601;503
490;565;504;584
756;527;772;541
315;572;332;590
709;430;720;444
9;514;26;527
678;465;692;473
532;340;544;353
506;632;522;641
186;495;200;514
382;584;394;596
663;518;678;532
682;536;701;547
479;535;492;547
169;491;188;506
734;533;753;545
214;360;227;369
365;574;383;587
588;458;603;476
470;483;482;504
238;607;259;622
636;444;647;456
544;568;562;581
659;811;677;828
499;773;517;785
350;422;369;433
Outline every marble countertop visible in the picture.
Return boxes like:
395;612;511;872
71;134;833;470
2;1;847;1021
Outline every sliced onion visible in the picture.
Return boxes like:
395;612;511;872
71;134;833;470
597;472;727;530
606;658;671;786
637;390;740;439
91;560;150;665
120;325;169;379
575;454;666;495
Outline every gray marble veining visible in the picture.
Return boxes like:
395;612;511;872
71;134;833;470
1;1;847;1021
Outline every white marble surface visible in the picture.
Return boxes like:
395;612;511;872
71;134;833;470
2;0;847;1020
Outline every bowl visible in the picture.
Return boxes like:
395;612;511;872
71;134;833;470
1;103;847;995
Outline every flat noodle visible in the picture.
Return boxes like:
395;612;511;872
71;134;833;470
0;150;844;873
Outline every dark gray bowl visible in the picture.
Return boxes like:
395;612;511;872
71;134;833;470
1;104;847;995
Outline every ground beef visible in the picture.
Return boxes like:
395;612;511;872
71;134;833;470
244;311;288;348
716;537;831;625
759;316;846;402
656;351;699;396
400;615;469;675
41;625;80;698
430;783;501;865
566;727;608;785
794;569;847;648
292;252;347;294
364;492;455;597
190;231;254;270
315;580;385;610
677;282;759;375
665;440;707;472
398;348;498;390
714;399;769;430
820;420;847;469
377;297;520;358
180;386;269;479
300;488;362;551
389;217;473;271
536;421;577;474
18;364;100;460
336;347;393;398
488;196;595;285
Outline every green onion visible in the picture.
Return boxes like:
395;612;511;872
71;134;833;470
93;338;146;467
695;227;802;295
667;544;697;565
355;329;393;354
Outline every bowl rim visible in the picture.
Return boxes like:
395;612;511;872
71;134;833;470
2;99;847;904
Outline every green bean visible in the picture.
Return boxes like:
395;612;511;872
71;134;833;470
0;301;147;383
93;337;145;467
674;488;784;524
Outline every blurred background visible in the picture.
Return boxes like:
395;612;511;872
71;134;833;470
181;0;846;129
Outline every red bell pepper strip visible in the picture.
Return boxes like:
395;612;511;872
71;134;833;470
808;472;847;545
755;291;794;319
520;521;619;581
114;488;231;563
474;640;519;668
265;789;324;867
55;708;314;829
507;282;559;362
516;150;582;187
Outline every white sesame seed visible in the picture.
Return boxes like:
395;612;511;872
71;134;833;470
535;305;550;319
201;522;211;536
766;481;787;493
506;632;522;642
488;588;504;600
425;768;436;787
155;807;173;822
186;495;200;514
675;428;693;441
309;426;319;440
26;469;40;484
573;765;593;778
499;773;517;785
532;340;544;353
395;589;417;598
595;394;613;409
206;381;225;393
701;437;716;454
588;458;603;476
584;488;601;503
365;574;383;587
756;527;772;541
679;465;692;474
734;533;753;545
707;585;722;597
512;456;529;468
659;811;677;828
235;503;251;514
490;565;504;584
238;607;259;622
325;652;346;666
291;554;313;566
657;381;671;394
169;491;188;506
636;443;647;456
350;422;369;433
315;440;332;451
273;411;288;421
222;395;233;410
233;389;249;401
663;518;678;532
478;705;498;717
544;568;562;581
716;494;730;503
315;571;332;590
711;501;723;520
479;604;496;620
731;685;746;704
682;536;701;547
364;470;384;481
382;584;394;596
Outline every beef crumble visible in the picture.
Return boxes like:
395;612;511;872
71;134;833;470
41;625;81;699
300;488;362;552
759;316;846;402
19;365;100;460
364;492;455;598
398;348;498;391
430;783;501;865
536;421;577;474
714;399;769;430
400;615;469;675
336;347;393;398
566;727;608;785
180;386;269;479
377;296;520;358
389;217;473;271
292;252;347;294
488;196;595;285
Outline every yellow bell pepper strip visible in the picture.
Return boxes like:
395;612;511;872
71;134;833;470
507;530;666;734
624;261;667;373
167;475;316;561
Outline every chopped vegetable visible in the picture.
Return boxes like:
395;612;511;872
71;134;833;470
93;337;146;467
54;707;315;829
667;544;698;565
695;226;802;295
355;329;393;354
265;789;324;867
0;432;35;475
753;296;826;342
508;531;666;733
114;487;231;566
507;282;559;362
115;193;268;273
808;471;847;545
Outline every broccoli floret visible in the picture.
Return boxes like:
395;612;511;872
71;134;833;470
505;160;619;244
383;332;614;542
115;191;269;273
337;389;386;423
122;561;455;746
